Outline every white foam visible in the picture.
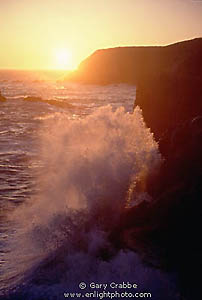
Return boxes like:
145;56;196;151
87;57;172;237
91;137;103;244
0;105;177;299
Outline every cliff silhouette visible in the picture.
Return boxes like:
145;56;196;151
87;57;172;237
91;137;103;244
66;38;202;300
65;38;202;84
66;38;202;142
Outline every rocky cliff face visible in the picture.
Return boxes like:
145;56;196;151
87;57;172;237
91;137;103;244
67;37;202;152
0;91;6;102
135;38;202;141
66;38;202;299
132;39;202;300
66;38;202;85
66;38;202;142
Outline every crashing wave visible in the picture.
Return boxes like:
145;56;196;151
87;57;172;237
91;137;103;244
0;106;180;299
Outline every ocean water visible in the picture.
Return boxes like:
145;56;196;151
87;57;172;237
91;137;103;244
0;70;180;299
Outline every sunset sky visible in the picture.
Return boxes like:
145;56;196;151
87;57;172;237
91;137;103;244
1;0;202;70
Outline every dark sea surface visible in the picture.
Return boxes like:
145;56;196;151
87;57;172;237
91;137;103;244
0;70;180;299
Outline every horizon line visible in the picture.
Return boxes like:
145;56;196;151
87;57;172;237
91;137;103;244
0;36;201;71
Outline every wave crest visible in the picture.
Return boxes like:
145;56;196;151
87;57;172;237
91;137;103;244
0;105;169;299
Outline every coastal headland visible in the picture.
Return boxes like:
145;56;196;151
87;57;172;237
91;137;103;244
66;38;202;300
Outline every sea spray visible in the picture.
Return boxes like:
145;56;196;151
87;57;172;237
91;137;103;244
0;106;180;299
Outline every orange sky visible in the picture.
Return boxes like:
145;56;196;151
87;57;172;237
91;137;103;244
0;0;202;70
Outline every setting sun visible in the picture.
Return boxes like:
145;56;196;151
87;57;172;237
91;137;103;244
54;48;75;70
1;1;202;299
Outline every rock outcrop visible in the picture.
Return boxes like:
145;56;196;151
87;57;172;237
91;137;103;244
131;39;202;300
66;38;202;299
66;38;202;142
24;96;74;109
65;38;202;85
0;91;6;102
118;116;202;300
135;38;202;142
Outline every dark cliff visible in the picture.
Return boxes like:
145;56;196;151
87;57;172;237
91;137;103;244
66;38;202;85
66;39;202;299
66;38;202;139
135;38;202;140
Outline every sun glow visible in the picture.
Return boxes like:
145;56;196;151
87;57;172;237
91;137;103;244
54;48;75;70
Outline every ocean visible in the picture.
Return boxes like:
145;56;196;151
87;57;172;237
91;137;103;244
0;70;180;299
